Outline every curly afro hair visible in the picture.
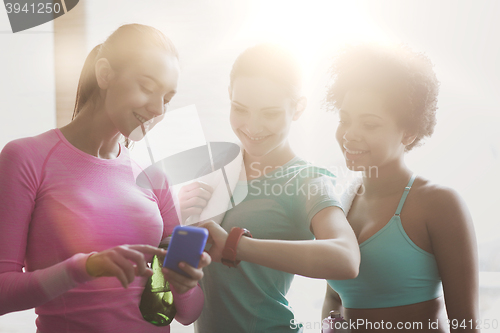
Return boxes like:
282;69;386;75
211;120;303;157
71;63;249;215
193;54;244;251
325;43;439;151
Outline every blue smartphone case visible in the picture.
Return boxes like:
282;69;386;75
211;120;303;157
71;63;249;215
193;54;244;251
163;226;208;278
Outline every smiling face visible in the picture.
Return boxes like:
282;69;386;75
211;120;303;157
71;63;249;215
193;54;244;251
335;90;413;172
102;49;180;141
229;76;301;158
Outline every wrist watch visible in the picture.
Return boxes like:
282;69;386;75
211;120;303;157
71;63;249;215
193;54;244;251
221;227;252;268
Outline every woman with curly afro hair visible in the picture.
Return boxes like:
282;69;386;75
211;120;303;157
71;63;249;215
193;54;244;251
323;44;479;332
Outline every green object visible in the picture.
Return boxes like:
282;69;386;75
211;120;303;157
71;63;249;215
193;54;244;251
197;157;342;332
327;174;443;309
139;244;176;326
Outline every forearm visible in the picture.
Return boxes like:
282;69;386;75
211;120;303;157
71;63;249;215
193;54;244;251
445;291;480;333
0;253;94;315
321;297;344;319
172;284;204;325
322;283;344;322
237;237;358;279
443;253;480;333
322;295;343;320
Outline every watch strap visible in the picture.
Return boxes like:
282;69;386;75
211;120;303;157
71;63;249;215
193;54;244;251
221;227;252;268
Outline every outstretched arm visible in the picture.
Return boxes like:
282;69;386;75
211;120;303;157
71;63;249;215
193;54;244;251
202;206;360;280
0;244;166;316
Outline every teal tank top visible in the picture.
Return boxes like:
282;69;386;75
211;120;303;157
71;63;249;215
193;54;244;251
327;174;443;309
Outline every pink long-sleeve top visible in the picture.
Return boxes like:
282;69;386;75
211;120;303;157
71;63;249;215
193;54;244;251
0;129;204;332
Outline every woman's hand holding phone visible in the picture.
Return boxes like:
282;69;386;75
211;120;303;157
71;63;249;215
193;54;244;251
162;252;211;294
161;226;212;294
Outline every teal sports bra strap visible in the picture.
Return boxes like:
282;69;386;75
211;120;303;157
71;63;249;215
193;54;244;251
394;174;417;216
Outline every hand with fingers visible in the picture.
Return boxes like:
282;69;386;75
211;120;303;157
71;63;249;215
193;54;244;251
85;244;167;288
178;181;214;223
199;221;228;263
162;251;211;294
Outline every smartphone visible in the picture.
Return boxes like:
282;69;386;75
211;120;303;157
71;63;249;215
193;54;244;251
163;225;208;278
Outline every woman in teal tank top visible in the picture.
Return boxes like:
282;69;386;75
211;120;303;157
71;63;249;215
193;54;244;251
322;44;480;332
178;44;361;332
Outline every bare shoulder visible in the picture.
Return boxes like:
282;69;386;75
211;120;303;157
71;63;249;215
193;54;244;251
411;176;473;234
412;176;465;212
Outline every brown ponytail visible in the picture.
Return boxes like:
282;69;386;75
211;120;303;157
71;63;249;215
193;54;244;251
70;24;178;147
72;44;102;120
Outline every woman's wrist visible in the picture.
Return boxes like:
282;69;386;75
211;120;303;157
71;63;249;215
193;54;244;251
69;252;98;284
171;283;197;298
236;236;253;262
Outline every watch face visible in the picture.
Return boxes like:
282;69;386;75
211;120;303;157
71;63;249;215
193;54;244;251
242;228;252;238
